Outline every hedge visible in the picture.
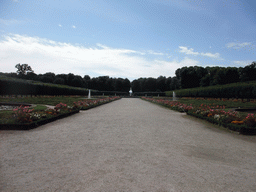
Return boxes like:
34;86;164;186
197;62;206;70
133;92;165;96
166;81;256;99
0;78;128;96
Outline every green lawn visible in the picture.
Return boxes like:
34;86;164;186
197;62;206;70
0;96;90;124
154;97;256;120
0;96;88;106
0;96;113;124
156;97;256;109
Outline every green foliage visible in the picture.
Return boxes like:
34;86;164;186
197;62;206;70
131;76;172;92
0;74;131;96
142;97;256;134
2;70;131;91
15;63;34;75
0;76;89;96
239;62;256;82
166;81;256;99
33;105;48;111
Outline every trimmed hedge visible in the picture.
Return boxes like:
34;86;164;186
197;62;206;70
166;81;256;99
133;92;165;96
0;78;128;96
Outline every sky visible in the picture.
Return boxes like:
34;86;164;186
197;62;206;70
0;0;255;80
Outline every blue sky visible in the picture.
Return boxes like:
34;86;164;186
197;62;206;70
0;0;255;80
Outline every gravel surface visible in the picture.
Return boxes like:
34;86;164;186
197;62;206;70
1;98;256;192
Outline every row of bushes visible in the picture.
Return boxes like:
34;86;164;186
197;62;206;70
166;81;256;99
133;92;166;96
0;78;128;96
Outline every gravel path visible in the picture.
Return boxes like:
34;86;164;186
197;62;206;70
1;98;256;191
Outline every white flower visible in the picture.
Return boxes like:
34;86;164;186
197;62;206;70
214;114;220;121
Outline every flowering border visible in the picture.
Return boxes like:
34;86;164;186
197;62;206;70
141;97;256;135
0;96;121;130
73;96;121;110
1;108;79;130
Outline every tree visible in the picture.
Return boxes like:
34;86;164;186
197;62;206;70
67;73;75;86
26;72;37;80
114;78;123;91
144;77;157;92
56;74;68;84
212;68;226;85
200;74;210;87
194;66;208;85
53;77;65;85
41;72;55;83
106;78;115;91
83;75;91;88
131;79;141;92
139;78;147;92
225;67;240;84
83;75;91;81
71;76;84;87
15;63;34;75
170;76;180;90
98;76;110;90
122;78;131;92
178;67;198;88
239;62;256;82
156;76;166;92
165;77;172;91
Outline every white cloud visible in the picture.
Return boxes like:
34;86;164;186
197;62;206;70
233;60;253;66
147;50;165;56
179;46;199;56
72;25;76;28
58;24;62;27
201;52;221;59
179;46;222;59
0;34;201;80
0;18;23;25
226;42;252;49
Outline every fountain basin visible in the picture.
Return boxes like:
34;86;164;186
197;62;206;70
0;102;32;111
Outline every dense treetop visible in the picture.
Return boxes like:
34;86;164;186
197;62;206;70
1;62;255;92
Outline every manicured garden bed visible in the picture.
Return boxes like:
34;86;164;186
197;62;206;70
73;96;121;110
0;109;80;130
0;96;121;130
141;97;256;135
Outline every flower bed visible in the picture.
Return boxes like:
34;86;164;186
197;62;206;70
0;96;121;130
0;103;79;130
1;110;79;130
73;96;121;110
141;97;256;135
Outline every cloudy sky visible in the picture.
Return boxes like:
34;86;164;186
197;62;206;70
0;0;255;80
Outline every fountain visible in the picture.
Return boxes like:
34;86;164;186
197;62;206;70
173;91;177;101
129;88;133;97
88;89;91;99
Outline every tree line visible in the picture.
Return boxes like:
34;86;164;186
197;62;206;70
175;62;256;89
131;62;256;92
3;65;131;92
2;62;256;92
